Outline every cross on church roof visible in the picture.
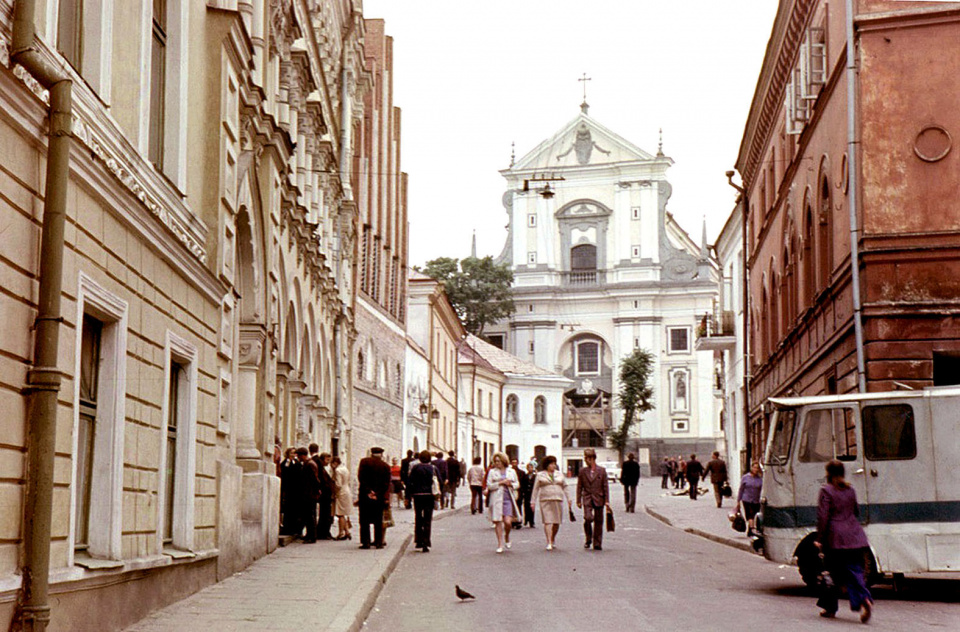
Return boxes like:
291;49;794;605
579;73;591;114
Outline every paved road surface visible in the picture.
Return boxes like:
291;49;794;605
364;499;960;630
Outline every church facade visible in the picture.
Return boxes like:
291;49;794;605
486;104;722;475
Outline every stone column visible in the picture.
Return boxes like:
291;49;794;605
237;325;267;465
276;361;293;449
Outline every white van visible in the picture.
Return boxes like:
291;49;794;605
759;387;960;585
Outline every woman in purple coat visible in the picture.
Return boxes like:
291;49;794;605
815;460;874;623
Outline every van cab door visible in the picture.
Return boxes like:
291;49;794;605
861;399;934;524
792;405;867;526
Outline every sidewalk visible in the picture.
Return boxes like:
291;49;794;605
637;478;758;553
124;489;469;632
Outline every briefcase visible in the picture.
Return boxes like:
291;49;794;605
606;507;615;532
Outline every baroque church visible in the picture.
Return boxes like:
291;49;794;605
485;102;721;475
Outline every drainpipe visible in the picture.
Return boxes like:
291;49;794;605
725;172;750;471
333;312;343;457
12;1;73;630
845;0;867;393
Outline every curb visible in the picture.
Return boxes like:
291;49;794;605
643;505;753;553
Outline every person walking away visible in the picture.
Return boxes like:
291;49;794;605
390;458;404;508
331;456;352;540
432;452;448;507
356;447;392;549
520;462;537;527
620;453;641;513
660;457;671;490
576;448;610;551
816;460;874;623
532;456;573;550
685;454;704;500
400;450;415;509
677;456;687;490
296;447;320;542
278;448;302;536
485;452;520;553
737;461;763;536
667;457;678;489
509;458;525;528
467;457;485;515
704;451;728;508
445;451;462;509
409;451;439;552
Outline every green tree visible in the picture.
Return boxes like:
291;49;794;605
421;256;515;336
608;349;656;459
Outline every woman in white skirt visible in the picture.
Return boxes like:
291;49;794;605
485;452;520;553
532;455;573;550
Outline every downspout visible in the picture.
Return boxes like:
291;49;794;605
12;1;73;630
333;313;343;457
725;171;750;470
845;0;867;393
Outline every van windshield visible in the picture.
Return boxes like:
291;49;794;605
766;408;797;465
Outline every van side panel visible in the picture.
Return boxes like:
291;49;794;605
930;396;960;504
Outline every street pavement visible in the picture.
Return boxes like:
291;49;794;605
364;479;960;630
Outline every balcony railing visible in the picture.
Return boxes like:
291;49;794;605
695;310;737;351
563;270;603;286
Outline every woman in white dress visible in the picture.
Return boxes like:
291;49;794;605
485;452;520;553
331;456;352;540
531;455;573;550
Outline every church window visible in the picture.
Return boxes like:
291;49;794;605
570;244;597;271
528;340;535;354
672;419;689;433
631;245;640;259
668;327;690;353
631;207;640;220
528;304;534;313
527;252;536;264
633;300;640;309
528;214;537;227
576;341;600;375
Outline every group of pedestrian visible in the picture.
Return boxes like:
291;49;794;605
277;443;352;543
660;454;690;490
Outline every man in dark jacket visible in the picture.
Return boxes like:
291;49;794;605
357;447;392;549
309;444;335;539
278;448;302;536
297;447;320;542
400;449;415;509
659;457;671;489
445;451;462;509
685;454;705;501
703;451;729;508
620;453;641;513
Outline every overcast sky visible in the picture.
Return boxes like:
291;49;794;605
363;0;780;267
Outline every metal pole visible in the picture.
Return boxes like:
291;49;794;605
845;0;867;393
11;0;72;629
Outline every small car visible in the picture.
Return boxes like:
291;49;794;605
596;461;621;482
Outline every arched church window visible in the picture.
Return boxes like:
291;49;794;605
576;340;600;375
571;244;597;271
534;396;546;424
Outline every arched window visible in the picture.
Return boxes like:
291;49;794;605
770;271;780;349
760;284;769;360
357;351;364;381
570;244;597;271
534;445;547;462
505;394;519;423
575;340;600;375
803;201;816;307
505;444;519;462
818;173;833;290
534;396;546;424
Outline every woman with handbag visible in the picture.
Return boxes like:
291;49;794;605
331;456;352;541
736;461;763;536
531;456;573;551
815;460;873;623
408;450;440;552
485;452;520;553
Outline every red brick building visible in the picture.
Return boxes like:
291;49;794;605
736;0;960;462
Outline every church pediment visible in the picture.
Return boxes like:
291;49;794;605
511;112;657;171
555;199;612;220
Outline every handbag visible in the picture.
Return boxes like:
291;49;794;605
605;507;615;532
721;481;733;498
730;503;746;532
568;506;576;522
382;504;394;529
432;474;441;497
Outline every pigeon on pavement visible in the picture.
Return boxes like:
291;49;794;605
455;585;476;601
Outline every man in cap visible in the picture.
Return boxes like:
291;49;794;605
357;447;392;549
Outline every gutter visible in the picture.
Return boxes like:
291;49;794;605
845;0;867;393
11;0;73;630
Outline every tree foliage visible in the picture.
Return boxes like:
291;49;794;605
421;256;515;336
608;349;656;458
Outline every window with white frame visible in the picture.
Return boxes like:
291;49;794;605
159;332;197;553
576;340;600;375
527;252;536;264
534;396;546;424
667;327;690;353
528;214;537;227
631;245;641;258
56;0;113;97
672;419;689;433
505;394;519;423
145;0;187;184
72;273;127;564
631;207;640;220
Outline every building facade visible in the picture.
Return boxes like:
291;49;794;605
406;272;465;455
736;0;960;463
352;18;408;464
486;104;721;475
458;335;505;467
0;0;369;628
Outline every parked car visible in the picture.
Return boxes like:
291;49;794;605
597;461;621;482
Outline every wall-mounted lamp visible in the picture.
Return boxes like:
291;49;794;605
522;173;565;199
430;408;440;421
419;403;429;417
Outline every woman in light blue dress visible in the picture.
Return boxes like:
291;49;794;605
485;452;520;553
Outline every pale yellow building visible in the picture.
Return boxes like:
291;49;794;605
0;0;369;628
